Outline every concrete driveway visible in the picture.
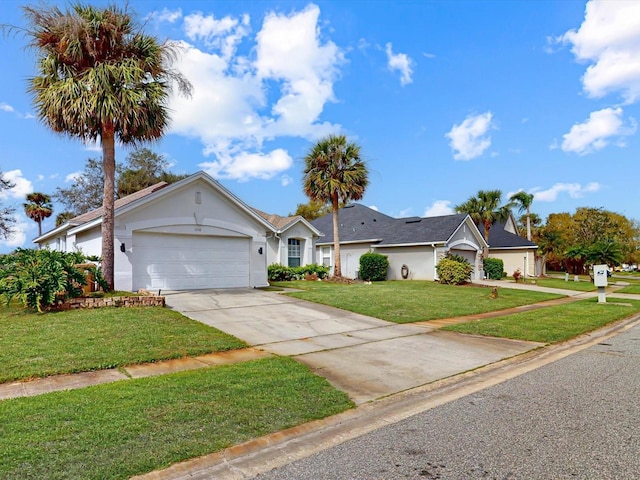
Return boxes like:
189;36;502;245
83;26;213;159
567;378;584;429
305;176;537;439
165;288;542;404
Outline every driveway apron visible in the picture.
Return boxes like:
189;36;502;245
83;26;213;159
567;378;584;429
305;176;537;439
165;289;542;405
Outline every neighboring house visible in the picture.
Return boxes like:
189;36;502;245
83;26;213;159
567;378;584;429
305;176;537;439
311;204;538;281
34;171;320;291
485;217;538;277
311;204;488;281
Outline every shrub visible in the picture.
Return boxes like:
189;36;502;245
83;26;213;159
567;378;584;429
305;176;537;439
268;263;329;282
436;257;474;285
359;252;389;281
512;269;522;282
0;248;92;311
483;258;504;280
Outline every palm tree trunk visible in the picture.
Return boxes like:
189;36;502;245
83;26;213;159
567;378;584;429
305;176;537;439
483;222;490;258
101;125;116;290
331;194;342;277
37;220;42;237
526;206;532;241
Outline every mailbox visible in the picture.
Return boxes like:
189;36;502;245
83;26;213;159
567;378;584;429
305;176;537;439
593;264;608;287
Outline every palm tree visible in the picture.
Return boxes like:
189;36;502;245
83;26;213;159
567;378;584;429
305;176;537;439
535;227;563;276
509;191;535;241
303;135;369;277
24;192;53;237
23;3;191;289
455;189;510;258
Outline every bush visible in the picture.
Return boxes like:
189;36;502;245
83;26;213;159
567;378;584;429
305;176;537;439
268;263;329;282
483;258;504;280
436;257;474;285
0;249;94;311
359;252;389;281
512;269;522;282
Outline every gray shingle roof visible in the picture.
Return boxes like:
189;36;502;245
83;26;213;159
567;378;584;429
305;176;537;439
311;204;537;249
485;221;538;248
311;204;468;245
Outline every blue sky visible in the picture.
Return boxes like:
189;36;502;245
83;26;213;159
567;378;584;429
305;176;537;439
1;0;639;252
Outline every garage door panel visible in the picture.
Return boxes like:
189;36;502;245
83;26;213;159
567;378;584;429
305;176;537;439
132;233;250;290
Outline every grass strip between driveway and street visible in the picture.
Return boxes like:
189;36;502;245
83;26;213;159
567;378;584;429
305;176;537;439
518;277;596;292
0;306;246;384
442;297;640;343
272;280;563;323
617;284;640;294
0;357;354;480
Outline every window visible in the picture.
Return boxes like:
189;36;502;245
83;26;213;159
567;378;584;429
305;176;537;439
288;238;301;267
321;246;332;267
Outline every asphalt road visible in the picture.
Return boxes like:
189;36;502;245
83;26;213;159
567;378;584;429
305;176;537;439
255;323;640;480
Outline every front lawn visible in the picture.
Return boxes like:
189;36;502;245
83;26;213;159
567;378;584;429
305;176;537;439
272;280;562;323
0;306;246;383
617;284;640;294
0;357;353;480
519;277;596;292
443;298;640;343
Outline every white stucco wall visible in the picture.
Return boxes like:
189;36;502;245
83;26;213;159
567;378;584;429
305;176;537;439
66;177;276;291
276;222;317;267
382;246;436;280
489;249;536;278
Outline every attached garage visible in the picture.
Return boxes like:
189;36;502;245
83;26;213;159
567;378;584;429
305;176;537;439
132;232;250;291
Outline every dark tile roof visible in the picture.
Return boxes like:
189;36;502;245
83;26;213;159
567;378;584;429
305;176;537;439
311;204;468;245
485;221;538;248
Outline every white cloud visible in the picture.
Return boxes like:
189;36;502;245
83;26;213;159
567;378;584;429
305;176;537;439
0;219;29;248
151;8;183;24
37;174;44;181
368;205;379;212
424;200;453;217
445;112;495;160
83;138;102;152
385;42;413;86
532;182;601;202
398;207;413;217
169;4;344;181
65;171;82;183
184;12;250;60
0;170;33;199
199;148;292;181
0;102;14;113
280;174;292;186
560;0;640;103
561;107;636;155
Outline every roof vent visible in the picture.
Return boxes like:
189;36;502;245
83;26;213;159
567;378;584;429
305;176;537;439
405;217;422;224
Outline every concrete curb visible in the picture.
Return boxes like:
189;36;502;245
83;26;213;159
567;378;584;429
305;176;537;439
132;312;640;480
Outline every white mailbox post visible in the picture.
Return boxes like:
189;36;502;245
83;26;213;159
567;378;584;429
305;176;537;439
593;264;608;303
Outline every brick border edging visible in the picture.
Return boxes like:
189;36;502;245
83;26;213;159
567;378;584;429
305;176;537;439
58;295;165;310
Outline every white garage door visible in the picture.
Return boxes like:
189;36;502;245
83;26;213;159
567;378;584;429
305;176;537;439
132;232;250;291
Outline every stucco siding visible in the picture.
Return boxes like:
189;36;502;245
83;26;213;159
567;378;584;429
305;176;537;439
489;249;536;278
381;246;436;280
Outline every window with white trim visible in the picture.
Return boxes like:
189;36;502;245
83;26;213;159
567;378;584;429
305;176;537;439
321;246;332;267
288;238;301;267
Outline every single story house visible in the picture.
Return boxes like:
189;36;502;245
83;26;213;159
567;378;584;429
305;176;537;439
311;204;537;281
35;171;321;291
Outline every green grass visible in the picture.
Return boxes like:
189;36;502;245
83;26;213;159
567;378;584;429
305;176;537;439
617;284;640;294
0;306;246;383
271;280;563;323
520;277;596;292
0;357;353;480
443;298;640;343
